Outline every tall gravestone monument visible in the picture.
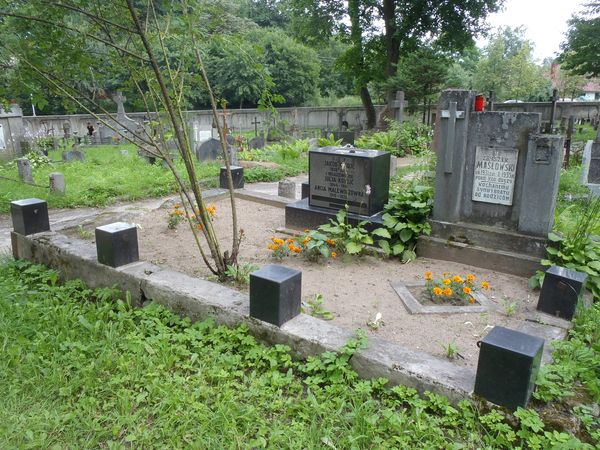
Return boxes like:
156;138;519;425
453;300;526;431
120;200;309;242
581;138;600;197
285;147;390;231
418;90;564;276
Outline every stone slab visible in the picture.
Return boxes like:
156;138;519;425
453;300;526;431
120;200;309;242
285;198;385;232
417;235;542;278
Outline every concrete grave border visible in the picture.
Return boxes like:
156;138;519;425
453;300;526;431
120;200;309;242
7;187;570;406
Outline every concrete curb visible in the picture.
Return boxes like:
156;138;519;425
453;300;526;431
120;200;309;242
11;230;476;404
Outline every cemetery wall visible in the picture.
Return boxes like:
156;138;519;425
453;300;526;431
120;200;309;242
495;101;600;122
22;106;385;138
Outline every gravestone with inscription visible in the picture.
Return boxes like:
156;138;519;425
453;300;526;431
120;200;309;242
286;147;390;231
418;89;564;276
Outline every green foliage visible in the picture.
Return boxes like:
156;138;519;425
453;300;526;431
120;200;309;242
560;3;600;77
317;133;343;147
21;151;52;169
573;123;598;142
302;293;334;320
376;183;433;262
530;197;600;298
473;27;552;101
224;263;259;285
356;120;432;156
0;259;593;448
318;207;374;256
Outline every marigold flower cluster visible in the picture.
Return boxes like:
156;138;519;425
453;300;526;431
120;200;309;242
424;271;489;305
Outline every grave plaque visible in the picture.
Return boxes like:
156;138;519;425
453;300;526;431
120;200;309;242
309;147;390;216
472;146;518;206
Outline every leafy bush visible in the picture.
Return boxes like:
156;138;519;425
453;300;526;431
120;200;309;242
530;197;600;298
21;151;52;169
356;120;432;157
317;133;343;147
376;183;433;261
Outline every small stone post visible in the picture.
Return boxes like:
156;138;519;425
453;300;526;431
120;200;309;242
10;198;50;236
49;172;65;194
95;222;139;268
250;265;301;327
16;158;33;184
278;179;296;199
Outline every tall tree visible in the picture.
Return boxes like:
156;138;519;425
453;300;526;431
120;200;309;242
560;1;600;77
290;0;502;128
473;27;552;101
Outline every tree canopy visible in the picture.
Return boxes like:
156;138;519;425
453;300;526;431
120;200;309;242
560;1;600;77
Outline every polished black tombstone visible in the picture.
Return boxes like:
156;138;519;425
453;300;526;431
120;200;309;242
536;265;587;320
250;265;301;327
308;147;390;216
10;198;50;236
474;326;544;410
332;130;355;145
301;182;310;199
220;166;244;189
95;222;139;268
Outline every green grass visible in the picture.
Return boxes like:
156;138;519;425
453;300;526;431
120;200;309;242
0;259;594;449
573;123;597;143
555;163;600;236
0;144;307;213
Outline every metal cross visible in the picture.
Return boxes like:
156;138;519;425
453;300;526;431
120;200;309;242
251;116;261;137
440;101;465;173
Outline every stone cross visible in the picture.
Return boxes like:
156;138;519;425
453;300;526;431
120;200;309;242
440;101;465;173
112;91;127;121
392;91;408;123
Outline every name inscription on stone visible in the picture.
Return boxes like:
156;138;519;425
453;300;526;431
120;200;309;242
310;151;370;215
472;146;518;206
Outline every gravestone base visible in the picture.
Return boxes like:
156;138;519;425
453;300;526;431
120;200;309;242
285;198;385;232
417;220;546;277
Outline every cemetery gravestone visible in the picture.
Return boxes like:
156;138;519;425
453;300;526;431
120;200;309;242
248;136;265;150
418;89;564;276
332;131;355;145
16;158;33;183
581;140;600;197
286;147;390;230
49;172;65;194
196;138;221;162
62;150;85;162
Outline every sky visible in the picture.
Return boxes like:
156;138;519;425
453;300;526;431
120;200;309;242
476;0;588;62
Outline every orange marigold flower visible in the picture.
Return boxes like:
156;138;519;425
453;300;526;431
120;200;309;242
326;239;336;246
304;229;310;233
443;287;453;297
174;203;181;209
267;243;275;250
468;296;476;304
275;238;285;245
287;238;294;243
463;286;472;294
453;275;463;283
443;278;451;285
433;287;443;296
196;223;203;232
424;271;433;281
331;251;337;259
467;274;476;282
288;243;295;251
293;246;301;253
481;281;490;290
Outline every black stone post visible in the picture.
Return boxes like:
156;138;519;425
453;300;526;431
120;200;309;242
220;166;244;189
536;265;587;320
95;222;139;267
301;182;310;199
548;88;558;133
10;198;50;236
474;326;544;410
250;265;301;327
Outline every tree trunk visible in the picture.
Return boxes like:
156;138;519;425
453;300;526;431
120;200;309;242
360;86;376;129
377;0;401;128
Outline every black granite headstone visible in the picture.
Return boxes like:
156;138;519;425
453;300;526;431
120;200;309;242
220;166;244;189
474;326;544;410
10;198;50;236
333;131;355;145
95;222;139;268
536;265;587;320
250;265;301;327
309;147;390;216
301;181;309;199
